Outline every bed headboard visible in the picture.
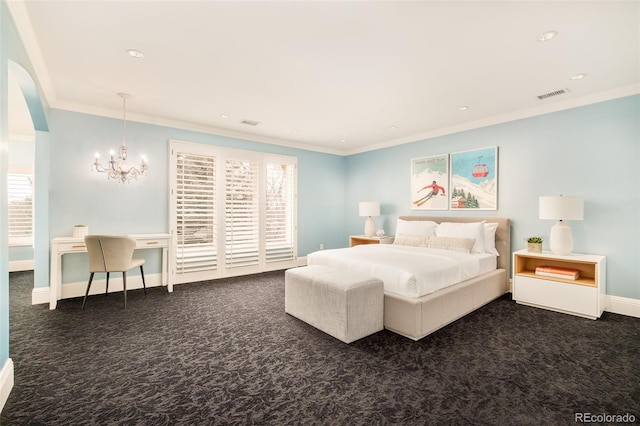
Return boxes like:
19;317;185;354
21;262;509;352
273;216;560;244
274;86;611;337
398;216;511;273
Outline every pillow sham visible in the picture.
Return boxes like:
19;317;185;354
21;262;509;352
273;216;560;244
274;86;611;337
426;236;475;253
435;221;485;254
393;233;427;247
484;222;499;256
395;219;438;238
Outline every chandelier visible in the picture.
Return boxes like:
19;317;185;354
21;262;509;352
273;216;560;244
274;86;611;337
93;93;148;182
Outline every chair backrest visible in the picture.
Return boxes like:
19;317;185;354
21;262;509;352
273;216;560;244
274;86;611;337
84;235;137;273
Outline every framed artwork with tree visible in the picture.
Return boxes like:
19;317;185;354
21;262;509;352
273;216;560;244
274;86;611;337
449;147;498;210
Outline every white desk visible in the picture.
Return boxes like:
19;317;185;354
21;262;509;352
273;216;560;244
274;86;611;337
50;233;171;309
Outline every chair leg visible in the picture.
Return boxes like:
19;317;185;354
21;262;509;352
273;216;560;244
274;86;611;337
105;272;110;296
140;265;147;295
82;272;95;310
123;272;127;308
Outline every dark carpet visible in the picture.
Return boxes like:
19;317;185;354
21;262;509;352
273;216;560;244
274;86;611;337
1;270;639;426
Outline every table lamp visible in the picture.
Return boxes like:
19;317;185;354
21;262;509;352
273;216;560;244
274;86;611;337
539;195;584;255
359;201;380;237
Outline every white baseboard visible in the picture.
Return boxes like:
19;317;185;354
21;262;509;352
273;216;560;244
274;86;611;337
0;358;14;414
605;295;640;318
31;287;50;305
31;270;638;317
8;259;34;272
31;273;164;305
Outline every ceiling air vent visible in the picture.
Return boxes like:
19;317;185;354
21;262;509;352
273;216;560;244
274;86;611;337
537;88;571;100
240;119;260;126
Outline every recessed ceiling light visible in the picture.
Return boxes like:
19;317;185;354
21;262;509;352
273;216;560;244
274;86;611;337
293;129;301;134
389;125;397;130
340;139;346;143
537;31;558;42
458;106;469;111
126;49;145;59
570;73;587;80
220;114;230;119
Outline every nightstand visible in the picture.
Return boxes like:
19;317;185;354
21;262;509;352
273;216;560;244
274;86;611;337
349;235;394;247
512;249;606;319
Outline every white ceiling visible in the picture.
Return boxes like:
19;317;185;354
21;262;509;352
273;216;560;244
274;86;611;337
8;1;640;155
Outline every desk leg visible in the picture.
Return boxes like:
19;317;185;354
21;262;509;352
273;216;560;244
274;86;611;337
163;247;173;293
49;251;62;309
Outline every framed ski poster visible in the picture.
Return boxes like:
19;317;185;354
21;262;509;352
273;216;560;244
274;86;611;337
449;146;498;210
411;154;449;210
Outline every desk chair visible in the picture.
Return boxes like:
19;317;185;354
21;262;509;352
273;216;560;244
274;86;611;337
83;235;146;309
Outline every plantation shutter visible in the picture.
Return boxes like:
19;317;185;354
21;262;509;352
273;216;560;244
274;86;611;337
265;160;296;263
174;151;217;281
170;140;298;282
225;156;260;268
8;173;34;246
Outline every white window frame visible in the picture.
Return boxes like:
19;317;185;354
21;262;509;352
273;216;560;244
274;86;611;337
8;170;34;247
169;140;298;284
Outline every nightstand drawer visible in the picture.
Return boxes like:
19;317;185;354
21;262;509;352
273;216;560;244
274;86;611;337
515;275;599;318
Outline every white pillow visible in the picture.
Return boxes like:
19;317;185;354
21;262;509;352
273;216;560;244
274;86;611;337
426;236;475;253
393;234;427;247
435;221;485;254
395;219;438;238
484;222;499;256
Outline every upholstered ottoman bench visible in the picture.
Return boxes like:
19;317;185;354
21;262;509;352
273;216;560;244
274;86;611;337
285;265;384;343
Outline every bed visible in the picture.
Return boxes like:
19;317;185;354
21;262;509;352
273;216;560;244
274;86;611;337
307;216;511;340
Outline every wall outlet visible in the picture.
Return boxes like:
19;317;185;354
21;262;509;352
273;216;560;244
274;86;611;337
320;243;324;250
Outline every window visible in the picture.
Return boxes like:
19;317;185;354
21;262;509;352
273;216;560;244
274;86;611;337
225;156;260;268
8;173;34;246
174;152;217;279
265;159;296;263
170;141;297;284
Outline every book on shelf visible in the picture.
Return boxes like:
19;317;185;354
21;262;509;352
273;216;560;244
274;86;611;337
535;265;580;280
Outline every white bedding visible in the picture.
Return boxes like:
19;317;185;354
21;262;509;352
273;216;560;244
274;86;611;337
307;244;497;299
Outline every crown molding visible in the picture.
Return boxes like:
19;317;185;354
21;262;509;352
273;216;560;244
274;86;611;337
344;84;640;156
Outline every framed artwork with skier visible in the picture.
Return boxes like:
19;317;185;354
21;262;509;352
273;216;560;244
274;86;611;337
411;154;449;210
449;146;498;210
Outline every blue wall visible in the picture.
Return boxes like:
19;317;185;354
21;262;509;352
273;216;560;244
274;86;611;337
47;109;347;283
1;0;10;366
346;95;640;299
21;97;640;299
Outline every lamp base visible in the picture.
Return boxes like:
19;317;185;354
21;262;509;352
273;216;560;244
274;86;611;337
364;216;376;237
549;220;573;255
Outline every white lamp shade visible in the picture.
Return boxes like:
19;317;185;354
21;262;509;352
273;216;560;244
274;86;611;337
359;201;380;217
539;196;584;221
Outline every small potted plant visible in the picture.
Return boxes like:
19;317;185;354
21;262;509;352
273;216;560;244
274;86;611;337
526;236;543;253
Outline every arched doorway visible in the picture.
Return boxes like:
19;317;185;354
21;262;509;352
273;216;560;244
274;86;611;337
6;60;49;303
7;67;35;276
